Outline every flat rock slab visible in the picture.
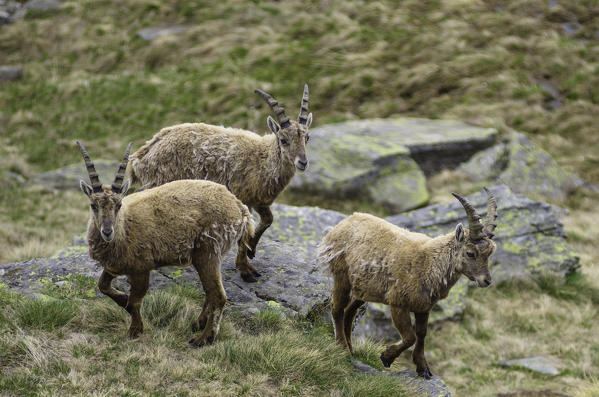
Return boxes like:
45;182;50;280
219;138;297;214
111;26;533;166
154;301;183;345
137;25;190;41
351;359;452;397
354;184;579;342
460;132;583;202
29;160;120;191
500;356;562;375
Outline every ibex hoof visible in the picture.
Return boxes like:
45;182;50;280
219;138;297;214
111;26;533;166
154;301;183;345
241;273;258;283
192;319;207;332
380;351;395;368
252;270;262;277
417;367;433;379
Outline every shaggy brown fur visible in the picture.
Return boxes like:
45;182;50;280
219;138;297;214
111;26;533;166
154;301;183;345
77;141;254;346
129;86;313;282
318;190;498;379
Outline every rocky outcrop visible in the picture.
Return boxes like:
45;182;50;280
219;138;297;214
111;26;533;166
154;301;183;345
500;356;562;376
29;160;120;191
0;0;61;24
1;186;578;332
290;118;497;212
460;132;583;201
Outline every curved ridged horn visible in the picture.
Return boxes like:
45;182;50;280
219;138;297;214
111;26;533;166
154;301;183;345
298;83;310;125
112;142;132;193
76;140;103;193
483;187;497;239
254;89;290;128
452;192;485;241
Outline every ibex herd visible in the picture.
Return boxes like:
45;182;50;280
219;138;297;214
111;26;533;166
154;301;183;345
76;85;499;378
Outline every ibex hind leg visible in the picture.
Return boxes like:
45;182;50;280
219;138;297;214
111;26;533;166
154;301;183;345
190;252;226;348
343;299;365;354
331;272;352;352
246;206;272;260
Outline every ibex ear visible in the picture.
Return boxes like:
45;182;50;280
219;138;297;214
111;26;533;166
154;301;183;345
80;180;93;198
305;112;313;128
267;116;280;135
455;223;465;243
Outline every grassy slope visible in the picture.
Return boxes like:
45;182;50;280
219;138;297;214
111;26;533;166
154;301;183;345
1;0;599;395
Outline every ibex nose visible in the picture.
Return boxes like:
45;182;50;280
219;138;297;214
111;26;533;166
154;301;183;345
298;159;308;168
483;277;492;287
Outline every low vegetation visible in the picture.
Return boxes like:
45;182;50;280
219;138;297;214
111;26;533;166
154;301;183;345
1;0;599;395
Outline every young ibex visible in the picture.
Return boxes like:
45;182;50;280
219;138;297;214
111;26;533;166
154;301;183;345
318;189;498;379
128;85;313;283
77;141;254;346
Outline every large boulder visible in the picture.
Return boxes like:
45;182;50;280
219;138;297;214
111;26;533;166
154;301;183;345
0;186;578;338
460;132;583;201
291;118;497;211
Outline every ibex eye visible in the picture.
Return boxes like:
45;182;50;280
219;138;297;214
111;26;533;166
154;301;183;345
280;138;289;145
306;135;310;143
91;204;98;211
467;252;475;258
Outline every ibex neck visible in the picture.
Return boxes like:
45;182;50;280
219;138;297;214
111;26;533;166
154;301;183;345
423;233;462;299
86;213;127;273
264;134;296;197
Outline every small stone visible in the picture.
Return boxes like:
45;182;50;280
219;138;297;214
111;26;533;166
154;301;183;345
0;66;23;82
137;25;189;41
501;356;561;375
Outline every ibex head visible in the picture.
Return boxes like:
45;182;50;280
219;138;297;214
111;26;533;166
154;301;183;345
255;84;313;171
77;141;132;242
452;188;498;288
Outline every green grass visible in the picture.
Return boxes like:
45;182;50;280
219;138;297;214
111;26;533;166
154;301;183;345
0;286;409;396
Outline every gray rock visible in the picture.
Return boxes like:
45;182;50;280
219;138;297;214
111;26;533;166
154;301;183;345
29;160;121;191
137;25;189;41
351;359;452;396
460;132;583;201
0;66;23;82
0;1;25;24
501;356;561;375
24;0;61;11
354;185;579;342
291;118;496;211
0;187;579;338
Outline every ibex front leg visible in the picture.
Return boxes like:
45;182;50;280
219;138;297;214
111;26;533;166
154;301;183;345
98;270;128;309
413;312;433;379
246;206;272;259
125;272;150;339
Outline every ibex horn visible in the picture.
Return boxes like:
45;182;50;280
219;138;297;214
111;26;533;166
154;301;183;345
452;192;485;241
76;140;103;193
483;187;497;239
298;83;310;125
112;142;132;194
254;89;291;128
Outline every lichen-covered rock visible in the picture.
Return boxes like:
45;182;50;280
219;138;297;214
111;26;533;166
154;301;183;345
0;187;578;341
291;118;496;211
29;160;120;191
460;132;583;201
354;185;579;342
